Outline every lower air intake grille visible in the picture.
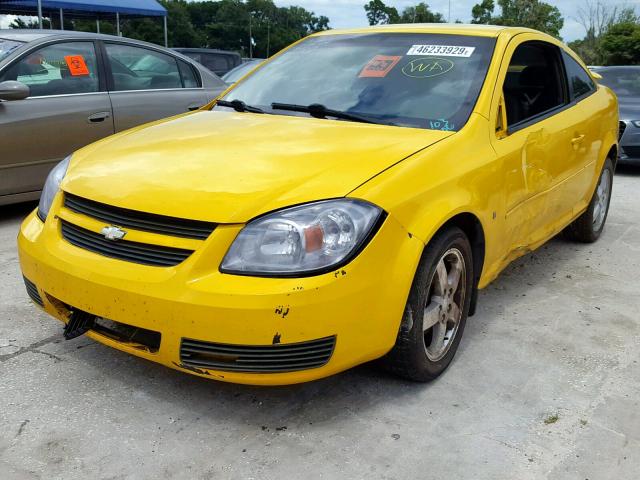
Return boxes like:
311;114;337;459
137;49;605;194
61;220;193;267
622;145;640;158
180;336;336;373
23;276;44;307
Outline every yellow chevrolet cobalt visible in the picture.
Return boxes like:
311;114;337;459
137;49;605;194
18;25;617;385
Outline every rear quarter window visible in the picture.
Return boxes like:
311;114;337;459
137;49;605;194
563;51;596;100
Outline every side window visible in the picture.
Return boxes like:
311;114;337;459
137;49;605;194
105;43;183;91
200;54;230;73
563;51;596;100
503;42;566;128
177;60;200;88
0;41;99;97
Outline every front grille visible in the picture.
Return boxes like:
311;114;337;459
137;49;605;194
92;318;161;353
64;193;216;240
180;336;336;373
23;276;44;307
622;146;640;158
619;121;627;141
61;220;193;267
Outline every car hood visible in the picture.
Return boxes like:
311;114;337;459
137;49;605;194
63;110;452;223
618;98;640;120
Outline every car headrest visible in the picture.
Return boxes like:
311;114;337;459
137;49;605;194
519;66;549;88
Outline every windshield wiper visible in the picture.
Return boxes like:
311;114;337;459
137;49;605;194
271;102;380;124
216;99;264;114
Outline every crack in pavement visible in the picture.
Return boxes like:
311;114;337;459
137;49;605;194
0;334;61;363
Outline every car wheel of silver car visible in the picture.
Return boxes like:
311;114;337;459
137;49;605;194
382;226;474;381
563;157;614;243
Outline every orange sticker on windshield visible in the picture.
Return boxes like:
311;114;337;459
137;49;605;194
359;55;401;78
64;55;90;76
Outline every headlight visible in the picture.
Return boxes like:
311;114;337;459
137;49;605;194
632;120;640;128
220;199;384;276
37;155;71;221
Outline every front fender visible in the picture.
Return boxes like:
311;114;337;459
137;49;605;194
350;114;503;288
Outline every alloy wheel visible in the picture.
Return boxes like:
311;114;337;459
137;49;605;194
422;248;467;362
593;168;611;232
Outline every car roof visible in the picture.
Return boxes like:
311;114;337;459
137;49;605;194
313;23;538;38
174;48;240;56
592;65;640;70
0;29;125;42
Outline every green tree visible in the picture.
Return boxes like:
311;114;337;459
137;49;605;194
471;0;494;24
398;3;445;23
600;22;640;65
8;0;331;57
10;17;51;29
469;0;564;38
364;0;399;25
569;3;640;65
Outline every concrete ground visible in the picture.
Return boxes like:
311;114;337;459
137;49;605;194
1;167;639;480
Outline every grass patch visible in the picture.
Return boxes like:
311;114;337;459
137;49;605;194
544;414;559;425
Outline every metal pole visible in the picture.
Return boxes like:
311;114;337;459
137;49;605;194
266;22;270;58
96;18;100;33
37;0;43;29
59;8;64;30
116;12;120;36
249;13;252;59
448;0;451;23
49;14;53;29
163;16;168;47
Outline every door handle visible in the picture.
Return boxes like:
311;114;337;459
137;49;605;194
571;134;585;146
88;111;110;123
187;103;202;111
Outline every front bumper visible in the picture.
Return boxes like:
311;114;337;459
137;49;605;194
618;120;640;163
18;199;423;385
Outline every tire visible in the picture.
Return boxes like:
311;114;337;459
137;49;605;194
382;226;474;382
563;157;614;243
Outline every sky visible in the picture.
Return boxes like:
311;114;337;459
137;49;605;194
1;1;636;41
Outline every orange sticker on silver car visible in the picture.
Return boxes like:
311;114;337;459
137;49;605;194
64;55;90;76
359;55;402;78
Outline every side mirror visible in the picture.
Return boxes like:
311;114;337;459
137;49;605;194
0;80;30;101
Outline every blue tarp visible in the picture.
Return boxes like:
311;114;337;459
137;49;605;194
1;0;167;16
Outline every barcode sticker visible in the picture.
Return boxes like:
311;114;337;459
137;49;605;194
407;45;475;57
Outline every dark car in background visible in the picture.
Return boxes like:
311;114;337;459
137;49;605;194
0;30;227;206
173;48;241;76
221;59;263;85
593;66;640;164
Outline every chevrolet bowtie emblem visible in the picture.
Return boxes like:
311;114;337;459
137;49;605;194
100;225;127;241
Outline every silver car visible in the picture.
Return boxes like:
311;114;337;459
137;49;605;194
0;30;227;205
592;66;640;164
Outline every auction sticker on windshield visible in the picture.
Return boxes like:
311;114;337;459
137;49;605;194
407;45;475;57
359;55;402;78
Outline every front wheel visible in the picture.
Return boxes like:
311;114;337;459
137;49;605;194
563;158;614;243
382;227;474;382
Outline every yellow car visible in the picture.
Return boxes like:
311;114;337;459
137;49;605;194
18;24;618;385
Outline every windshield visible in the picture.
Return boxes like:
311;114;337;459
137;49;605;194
0;39;23;62
597;67;640;98
223;61;262;84
221;33;496;130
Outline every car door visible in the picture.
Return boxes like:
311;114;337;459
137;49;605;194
490;36;580;254
555;50;601;216
0;40;113;199
102;42;210;132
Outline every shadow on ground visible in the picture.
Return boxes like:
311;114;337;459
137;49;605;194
0;201;37;222
60;231;584;427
